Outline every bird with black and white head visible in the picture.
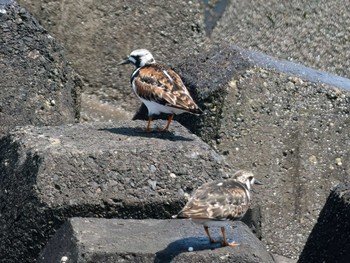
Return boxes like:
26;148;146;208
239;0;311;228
119;49;202;132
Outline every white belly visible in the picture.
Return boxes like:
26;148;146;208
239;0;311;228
140;97;188;116
132;76;189;116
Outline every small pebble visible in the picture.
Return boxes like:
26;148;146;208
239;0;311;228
188;246;193;252
335;157;342;166
149;164;156;173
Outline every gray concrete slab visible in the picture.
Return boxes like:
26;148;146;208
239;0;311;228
38;218;275;263
0;120;234;262
210;0;350;80
0;0;81;136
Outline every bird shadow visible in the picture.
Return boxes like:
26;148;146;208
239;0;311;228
99;127;194;142
153;237;221;263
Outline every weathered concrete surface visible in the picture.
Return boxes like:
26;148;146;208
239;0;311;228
272;254;297;263
38;218;274;263
135;45;350;258
17;0;207;114
241;48;350;93
298;183;350;263
210;0;350;80
80;93;133;122
0;120;236;262
0;0;81;136
214;61;349;259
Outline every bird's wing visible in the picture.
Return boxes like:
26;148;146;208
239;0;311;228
133;64;200;113
177;181;250;220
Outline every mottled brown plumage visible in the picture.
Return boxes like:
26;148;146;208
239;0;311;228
133;64;200;113
119;49;201;132
174;170;262;247
177;180;250;221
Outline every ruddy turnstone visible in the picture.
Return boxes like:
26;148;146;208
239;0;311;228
119;49;202;132
173;170;262;247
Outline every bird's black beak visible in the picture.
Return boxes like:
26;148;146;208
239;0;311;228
118;58;130;65
254;179;264;185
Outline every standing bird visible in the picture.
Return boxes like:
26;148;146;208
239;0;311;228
119;49;202;132
173;170;262;247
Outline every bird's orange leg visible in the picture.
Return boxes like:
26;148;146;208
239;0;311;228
221;227;239;247
145;116;153;132
204;226;220;243
158;114;174;132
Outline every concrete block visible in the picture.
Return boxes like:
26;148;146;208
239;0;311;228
298;183;350;263
38;218;274;263
210;0;350;80
0;120;233;262
0;0;81;136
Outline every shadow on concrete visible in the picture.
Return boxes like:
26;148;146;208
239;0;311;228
99;127;194;142
154;236;221;263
